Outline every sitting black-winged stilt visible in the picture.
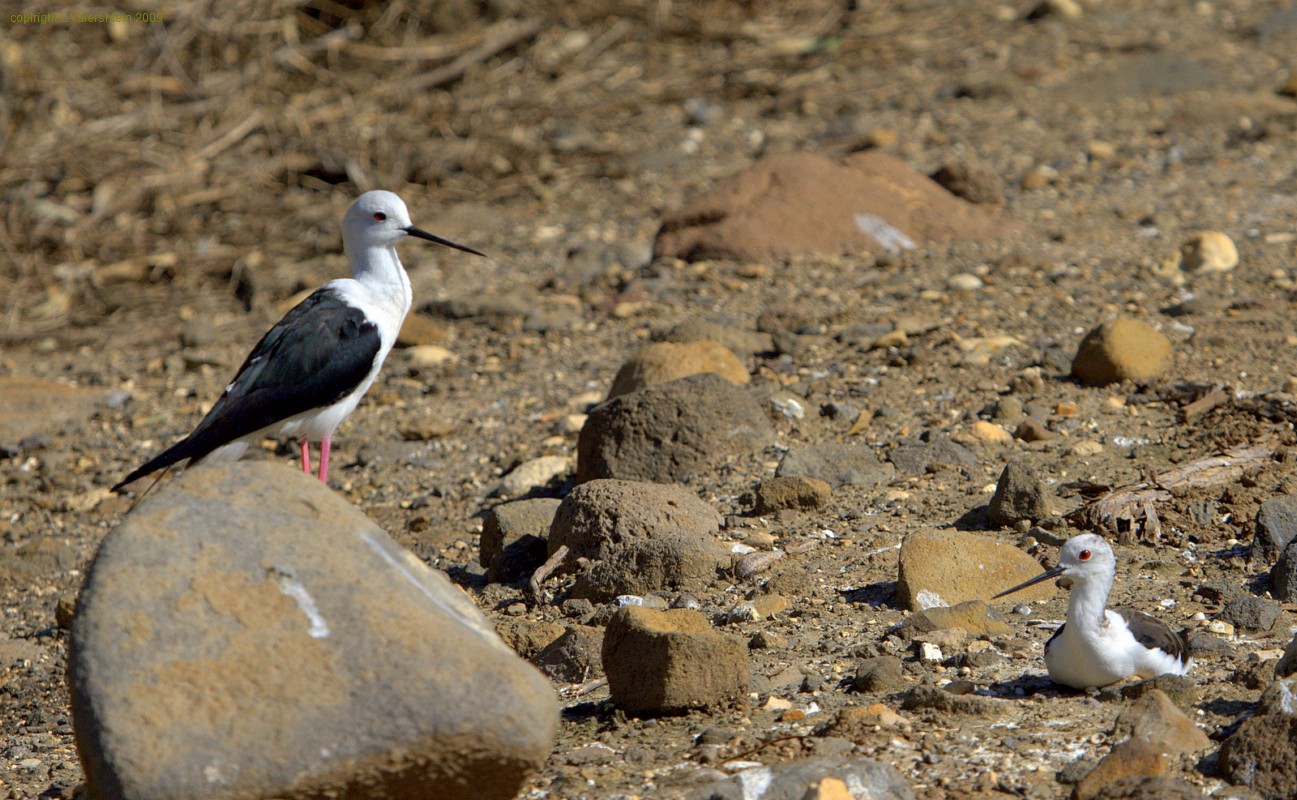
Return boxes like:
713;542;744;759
993;533;1193;689
112;190;484;492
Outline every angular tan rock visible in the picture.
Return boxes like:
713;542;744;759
70;462;558;800
1072;318;1172;386
753;475;832;515
607;340;749;400
602;606;748;714
654;151;1016;261
897;529;1054;611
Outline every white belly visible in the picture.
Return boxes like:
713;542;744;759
1044;611;1192;689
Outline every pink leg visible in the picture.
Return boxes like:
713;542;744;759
300;439;312;475
319;436;332;484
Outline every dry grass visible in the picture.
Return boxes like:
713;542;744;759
1;0;887;339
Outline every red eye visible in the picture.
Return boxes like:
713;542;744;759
373;212;387;221
1079;549;1092;560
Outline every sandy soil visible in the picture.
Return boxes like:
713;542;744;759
3;1;1297;797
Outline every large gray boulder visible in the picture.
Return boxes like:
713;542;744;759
70;462;558;800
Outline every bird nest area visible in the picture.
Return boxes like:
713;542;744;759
1;0;860;340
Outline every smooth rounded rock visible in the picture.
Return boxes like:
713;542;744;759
70;462;558;800
1071;318;1172;386
607;340;749;400
898;529;1054;611
654;151;1015;261
577;373;775;484
1179;230;1238;273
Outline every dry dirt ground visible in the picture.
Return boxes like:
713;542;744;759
4;1;1297;798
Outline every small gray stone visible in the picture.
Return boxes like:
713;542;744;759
1253;495;1297;565
687;754;914;800
1276;633;1297;679
655;319;774;356
71;462;558;800
533;624;604;684
987;460;1052;527
480;498;560;584
888;436;978;474
1272;538;1297;602
1219;595;1282;632
776;442;895;487
851;655;906;694
577;374;775;484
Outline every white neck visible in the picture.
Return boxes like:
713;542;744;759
1066;571;1113;632
346;242;413;319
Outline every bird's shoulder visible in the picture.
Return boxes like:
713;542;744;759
226;286;380;395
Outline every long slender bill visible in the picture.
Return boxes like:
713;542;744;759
405;225;487;258
992;564;1066;599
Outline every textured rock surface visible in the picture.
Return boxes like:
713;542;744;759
987;460;1052;526
606;340;749;399
1272;538;1297;602
547;479;726;600
1252;494;1297;564
70;462;558;800
533;624;603;684
576;374;775;484
900;599;1014;638
776;442;895;487
1219;676;1297;798
897;529;1053;611
1071;318;1172;386
888;436;978;475
1109;690;1210;755
480;497;559;583
602;606;748;714
753;475;832;514
654;151;1014;261
686;754;914;800
656;319;774;356
1071;737;1168;800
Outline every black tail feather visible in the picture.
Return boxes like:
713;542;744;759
111;439;199;493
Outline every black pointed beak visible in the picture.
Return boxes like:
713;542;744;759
992;564;1066;599
404;226;487;258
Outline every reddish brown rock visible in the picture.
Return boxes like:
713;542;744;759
1071;737;1168;800
897;529;1053;611
654;151;1017;261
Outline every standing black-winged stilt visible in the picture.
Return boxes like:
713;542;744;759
112;190;484;492
993;533;1193;689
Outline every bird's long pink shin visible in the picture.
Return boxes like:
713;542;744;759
300;440;311;475
319;436;331;483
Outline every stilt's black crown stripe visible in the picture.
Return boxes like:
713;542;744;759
112;288;381;491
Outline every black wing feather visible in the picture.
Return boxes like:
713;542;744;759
1112;607;1191;664
113;289;381;491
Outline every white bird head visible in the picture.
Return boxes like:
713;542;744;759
342;190;485;258
993;533;1115;599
